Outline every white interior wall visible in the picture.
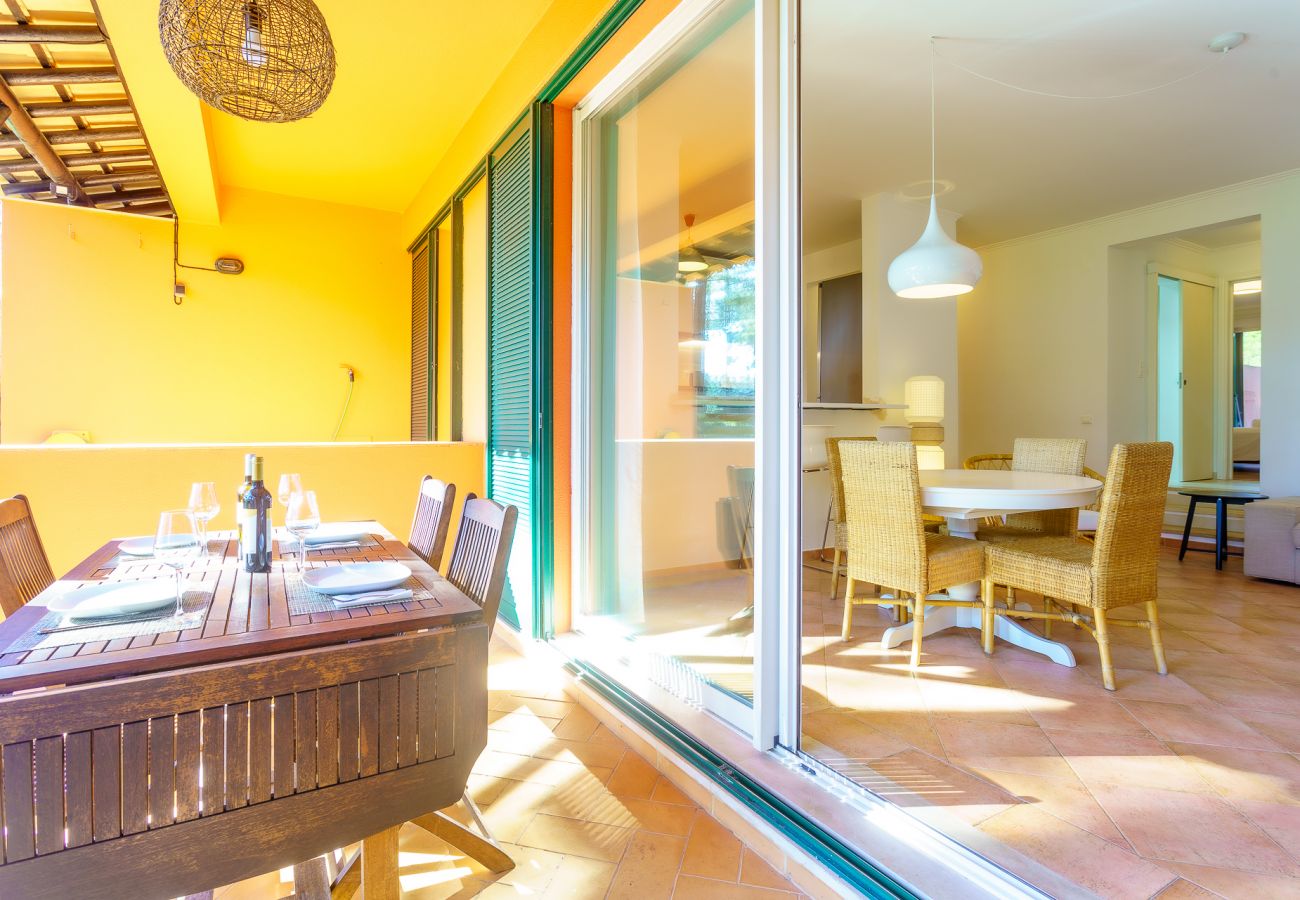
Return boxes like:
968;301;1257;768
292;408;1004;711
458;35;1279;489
960;170;1300;495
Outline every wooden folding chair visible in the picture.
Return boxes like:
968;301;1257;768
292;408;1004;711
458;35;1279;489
0;494;55;617
407;476;456;569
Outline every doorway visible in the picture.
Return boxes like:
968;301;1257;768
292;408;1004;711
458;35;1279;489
1155;273;1217;482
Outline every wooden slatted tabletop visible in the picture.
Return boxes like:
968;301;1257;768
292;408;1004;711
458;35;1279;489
0;529;483;694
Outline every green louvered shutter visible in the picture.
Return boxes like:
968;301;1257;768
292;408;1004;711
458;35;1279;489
487;105;553;635
410;238;432;441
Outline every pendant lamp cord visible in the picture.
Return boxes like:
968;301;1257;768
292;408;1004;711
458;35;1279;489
929;37;936;200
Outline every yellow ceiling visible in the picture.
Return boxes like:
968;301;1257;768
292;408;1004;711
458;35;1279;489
98;0;556;220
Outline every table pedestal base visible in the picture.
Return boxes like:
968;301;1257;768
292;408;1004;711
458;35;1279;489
876;515;1077;667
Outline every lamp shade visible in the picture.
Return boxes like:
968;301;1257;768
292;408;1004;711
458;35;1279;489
887;198;982;299
915;445;946;471
904;375;944;424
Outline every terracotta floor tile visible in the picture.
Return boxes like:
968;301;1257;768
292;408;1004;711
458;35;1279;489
1029;698;1151;737
606;751;662;800
1046;729;1214;794
532;736;628;770
1177;673;1300;717
970;766;1129;846
673;875;801;899
864;749;1019;825
1105;669;1214;705
801;710;909;761
976;804;1176;900
1154;878;1221;899
516;813;634;863
539;856;616;899
740;848;793;890
1170;862;1300;900
1171;743;1300;806
607;830;686;900
1233;799;1300;860
1229;709;1300;754
932;717;1075;779
552;705;602;742
1089;782;1299;876
650;775;698;807
1120;699;1282;751
847;709;947;758
619;799;699;836
680;814;743;881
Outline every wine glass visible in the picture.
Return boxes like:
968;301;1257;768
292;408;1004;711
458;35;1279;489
155;510;201;619
284;490;321;577
277;473;303;508
187;482;220;557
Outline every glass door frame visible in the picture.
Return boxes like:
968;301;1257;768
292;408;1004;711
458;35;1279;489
569;0;801;747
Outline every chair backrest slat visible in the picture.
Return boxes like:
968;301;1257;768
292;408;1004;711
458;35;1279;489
445;494;518;638
0;495;55;617
840;441;927;596
407;477;456;570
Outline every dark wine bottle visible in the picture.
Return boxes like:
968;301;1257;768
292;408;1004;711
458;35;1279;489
237;453;272;573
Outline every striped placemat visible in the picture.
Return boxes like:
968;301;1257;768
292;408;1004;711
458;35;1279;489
286;576;433;615
8;590;212;652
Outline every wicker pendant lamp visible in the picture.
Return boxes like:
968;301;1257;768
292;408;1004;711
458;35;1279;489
159;0;337;123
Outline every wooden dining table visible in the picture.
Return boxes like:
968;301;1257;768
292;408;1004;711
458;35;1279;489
0;525;489;900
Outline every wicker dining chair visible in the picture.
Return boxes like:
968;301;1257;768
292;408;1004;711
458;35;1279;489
826;436;876;600
0;494;55;617
408;475;456;569
839;441;989;667
1077;466;1105;538
982;442;1173;691
980;438;1087;540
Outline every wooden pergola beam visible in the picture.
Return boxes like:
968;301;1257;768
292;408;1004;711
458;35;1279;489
0;149;150;174
1;180;53;196
117;201;173;217
0;26;105;44
1;67;118;86
0;74;83;200
0;126;143;149
26;100;132;119
87;187;167;206
79;170;160;187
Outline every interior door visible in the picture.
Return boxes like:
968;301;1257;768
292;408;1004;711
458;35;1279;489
1181;280;1215;481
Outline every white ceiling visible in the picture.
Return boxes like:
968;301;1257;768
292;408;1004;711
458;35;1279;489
801;0;1300;251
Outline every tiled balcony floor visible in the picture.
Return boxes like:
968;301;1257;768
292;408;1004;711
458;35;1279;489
216;641;806;899
803;546;1300;899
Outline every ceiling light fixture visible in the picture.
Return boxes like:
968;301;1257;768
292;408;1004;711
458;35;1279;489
1233;279;1262;295
887;39;982;300
678;214;710;274
159;0;336;123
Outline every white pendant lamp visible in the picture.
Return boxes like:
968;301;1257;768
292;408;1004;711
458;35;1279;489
888;40;981;300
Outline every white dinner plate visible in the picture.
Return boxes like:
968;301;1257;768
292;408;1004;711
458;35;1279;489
47;580;176;620
303;523;370;546
118;536;155;556
303;561;411;596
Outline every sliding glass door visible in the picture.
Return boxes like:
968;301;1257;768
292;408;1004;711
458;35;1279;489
571;0;796;738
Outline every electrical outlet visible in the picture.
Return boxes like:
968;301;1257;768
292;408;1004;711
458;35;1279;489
1081;415;1093;425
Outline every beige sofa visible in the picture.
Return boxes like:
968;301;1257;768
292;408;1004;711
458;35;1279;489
1245;498;1300;584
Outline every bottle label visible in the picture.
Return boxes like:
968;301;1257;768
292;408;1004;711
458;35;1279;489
238;507;257;562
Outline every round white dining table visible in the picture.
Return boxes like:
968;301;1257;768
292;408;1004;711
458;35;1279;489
877;469;1103;666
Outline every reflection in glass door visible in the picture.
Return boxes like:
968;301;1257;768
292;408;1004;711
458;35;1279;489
573;0;758;731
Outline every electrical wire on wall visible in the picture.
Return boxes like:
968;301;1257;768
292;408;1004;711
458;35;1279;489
172;217;245;305
333;365;355;440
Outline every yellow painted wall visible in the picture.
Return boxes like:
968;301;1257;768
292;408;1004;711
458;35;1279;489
462;178;490;443
400;0;617;241
1;188;409;445
0;441;484;580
